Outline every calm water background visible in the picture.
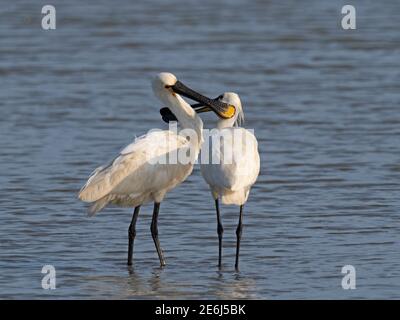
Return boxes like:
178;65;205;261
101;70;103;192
0;0;399;299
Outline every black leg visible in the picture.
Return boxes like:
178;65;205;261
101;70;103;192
235;205;244;271
151;202;166;267
127;206;141;265
215;199;224;268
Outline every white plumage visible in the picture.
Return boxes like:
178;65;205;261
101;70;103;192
79;130;193;216
79;73;203;215
201;126;259;205
199;92;260;270
200;92;260;205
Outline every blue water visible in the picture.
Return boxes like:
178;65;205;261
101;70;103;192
0;0;399;299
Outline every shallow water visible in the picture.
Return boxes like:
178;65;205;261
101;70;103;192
0;0;399;299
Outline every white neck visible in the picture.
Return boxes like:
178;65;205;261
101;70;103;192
163;92;204;148
217;117;237;129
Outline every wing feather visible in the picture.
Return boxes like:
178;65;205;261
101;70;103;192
78;130;188;202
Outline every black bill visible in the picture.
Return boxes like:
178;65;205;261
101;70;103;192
165;81;235;119
160;102;212;123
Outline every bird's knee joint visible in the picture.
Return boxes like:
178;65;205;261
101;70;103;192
150;224;158;237
236;227;242;238
129;228;136;238
217;225;224;235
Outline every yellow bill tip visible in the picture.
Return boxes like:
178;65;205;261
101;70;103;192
221;105;236;119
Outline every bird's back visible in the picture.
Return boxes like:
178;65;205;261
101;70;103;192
78;130;193;215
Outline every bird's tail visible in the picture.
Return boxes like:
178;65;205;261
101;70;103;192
87;197;109;217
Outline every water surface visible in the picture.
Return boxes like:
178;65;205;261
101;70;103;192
0;0;399;299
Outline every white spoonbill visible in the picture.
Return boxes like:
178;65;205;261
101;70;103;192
78;73;235;266
161;92;260;270
201;93;260;270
